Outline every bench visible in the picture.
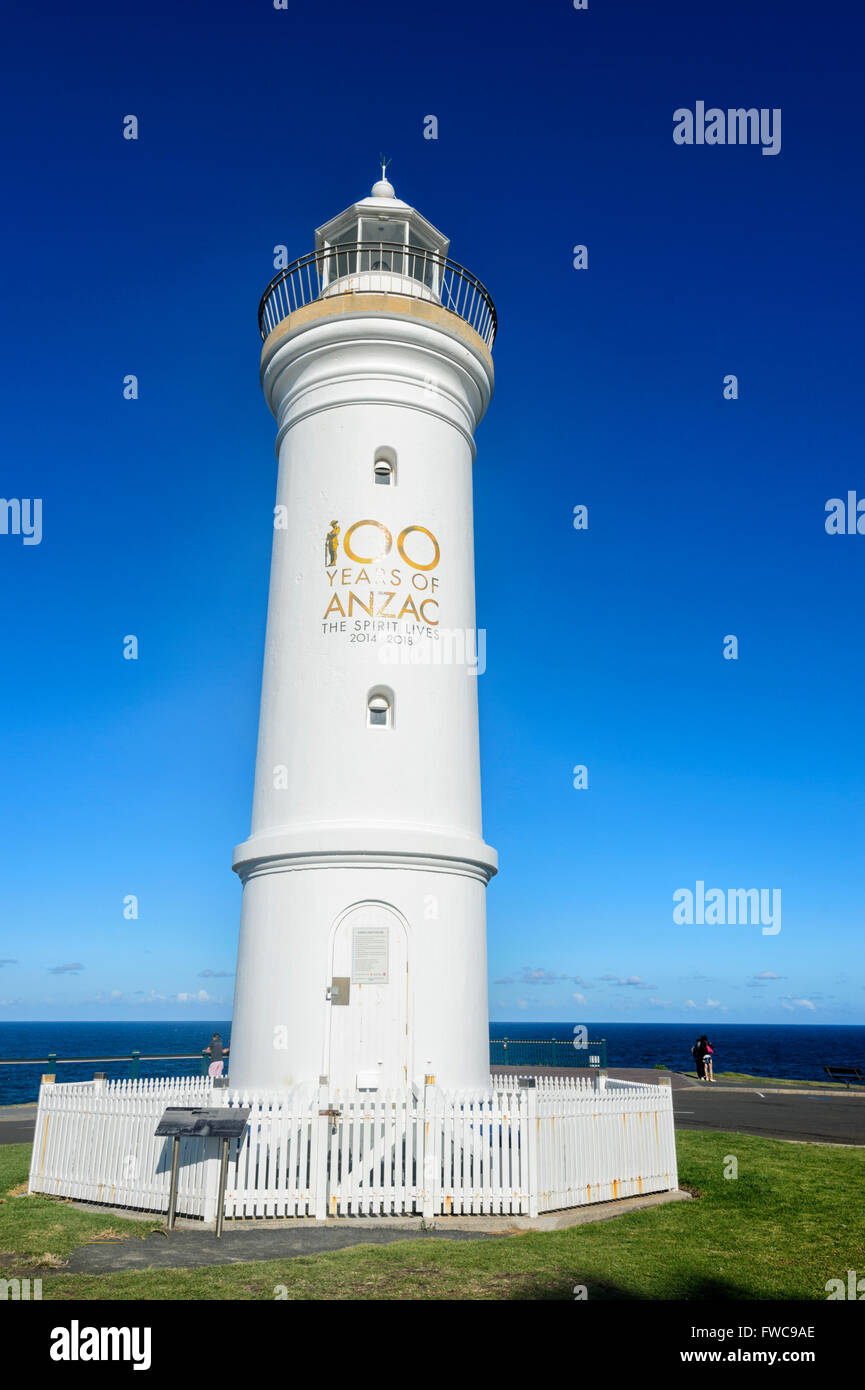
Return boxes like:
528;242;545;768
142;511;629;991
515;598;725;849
824;1066;864;1088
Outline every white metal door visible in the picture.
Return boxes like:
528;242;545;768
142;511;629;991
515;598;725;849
327;903;409;1090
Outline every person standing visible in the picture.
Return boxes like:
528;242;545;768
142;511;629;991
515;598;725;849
206;1032;228;1078
691;1034;710;1080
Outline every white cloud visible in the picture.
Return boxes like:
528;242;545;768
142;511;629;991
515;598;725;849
518;967;569;985
141;988;221;1006
572;992;586;1005
781;997;816;1011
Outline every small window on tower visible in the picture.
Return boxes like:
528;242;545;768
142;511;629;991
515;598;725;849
367;690;393;729
374;448;396;486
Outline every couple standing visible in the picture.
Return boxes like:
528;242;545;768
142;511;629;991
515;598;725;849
692;1034;715;1081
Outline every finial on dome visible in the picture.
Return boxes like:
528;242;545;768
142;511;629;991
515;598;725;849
372;153;395;199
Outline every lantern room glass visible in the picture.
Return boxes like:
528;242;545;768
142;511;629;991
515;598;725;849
321;214;440;296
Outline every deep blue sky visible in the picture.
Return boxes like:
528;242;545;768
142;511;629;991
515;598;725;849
1;0;862;1024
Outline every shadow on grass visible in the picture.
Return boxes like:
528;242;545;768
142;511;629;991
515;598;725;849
514;1274;760;1301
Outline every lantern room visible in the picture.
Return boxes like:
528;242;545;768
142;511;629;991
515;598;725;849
315;171;450;301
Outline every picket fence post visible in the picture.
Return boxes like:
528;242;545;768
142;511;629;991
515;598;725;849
312;1078;330;1221
524;1079;539;1218
421;1074;438;1226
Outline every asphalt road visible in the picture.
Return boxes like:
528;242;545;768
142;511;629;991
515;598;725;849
0;1104;37;1146
671;1083;865;1144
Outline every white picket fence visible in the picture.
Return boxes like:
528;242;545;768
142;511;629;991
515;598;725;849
28;1073;677;1220
28;1076;219;1217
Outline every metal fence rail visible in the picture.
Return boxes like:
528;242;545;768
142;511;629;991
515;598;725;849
489;1038;607;1069
258;241;497;348
1;1040;606;1085
1;1051;213;1079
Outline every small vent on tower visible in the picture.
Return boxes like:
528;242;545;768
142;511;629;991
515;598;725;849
367;687;394;729
374;448;396;486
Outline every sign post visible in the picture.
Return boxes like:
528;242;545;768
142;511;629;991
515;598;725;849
155;1106;251;1236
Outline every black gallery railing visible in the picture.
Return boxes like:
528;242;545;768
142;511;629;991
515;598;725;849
258;241;497;349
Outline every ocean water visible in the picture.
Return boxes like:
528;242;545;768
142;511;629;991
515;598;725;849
0;1022;232;1105
0;1020;862;1104
489;1022;865;1083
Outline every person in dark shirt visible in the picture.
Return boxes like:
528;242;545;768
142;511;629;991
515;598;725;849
691;1035;711;1080
206;1033;228;1078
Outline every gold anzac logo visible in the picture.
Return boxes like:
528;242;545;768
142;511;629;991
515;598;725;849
323;519;441;625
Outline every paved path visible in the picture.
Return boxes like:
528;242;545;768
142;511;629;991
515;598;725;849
60;1190;689;1273
64;1224;498;1273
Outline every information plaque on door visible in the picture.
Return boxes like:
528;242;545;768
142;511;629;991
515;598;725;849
351;926;389;983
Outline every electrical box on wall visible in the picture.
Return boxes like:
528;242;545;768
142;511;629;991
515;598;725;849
330;976;350;1006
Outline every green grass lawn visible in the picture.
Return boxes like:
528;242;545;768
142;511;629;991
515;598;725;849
2;1132;863;1300
0;1144;161;1266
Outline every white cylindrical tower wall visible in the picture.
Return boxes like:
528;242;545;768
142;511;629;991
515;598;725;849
230;206;496;1095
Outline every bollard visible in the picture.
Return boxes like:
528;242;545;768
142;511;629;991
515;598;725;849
130;1050;140;1080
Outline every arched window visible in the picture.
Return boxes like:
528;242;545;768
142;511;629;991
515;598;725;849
367;689;393;729
374;448;396;486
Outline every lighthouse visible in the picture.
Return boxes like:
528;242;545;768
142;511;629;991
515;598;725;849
28;173;678;1229
229;172;498;1094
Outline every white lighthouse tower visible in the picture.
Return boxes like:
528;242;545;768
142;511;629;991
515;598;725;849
28;176;679;1226
229;172;498;1095
30;187;681;1228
